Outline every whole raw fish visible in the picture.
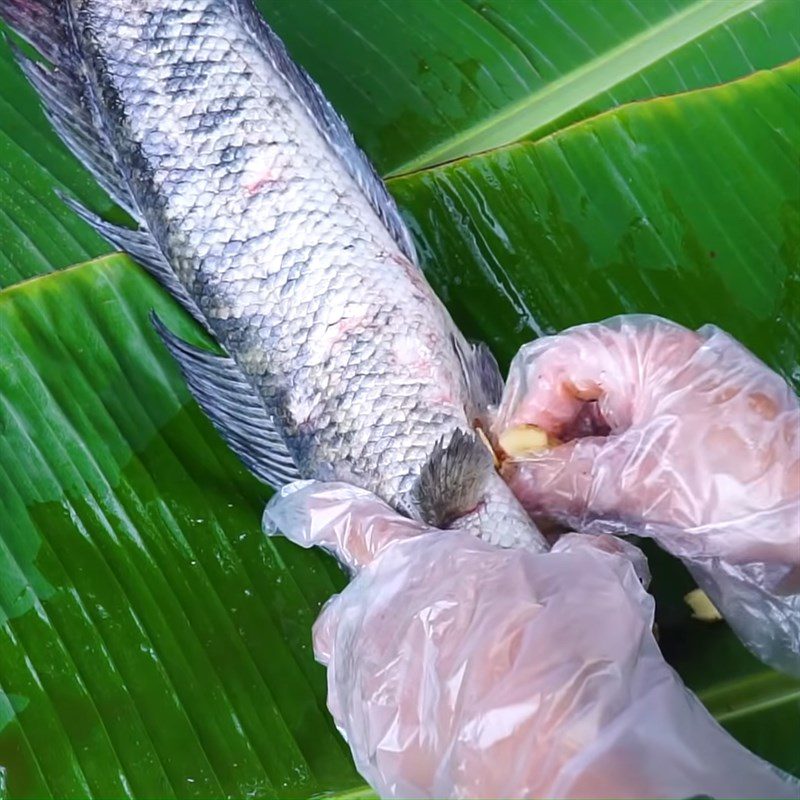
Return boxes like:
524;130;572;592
2;0;544;549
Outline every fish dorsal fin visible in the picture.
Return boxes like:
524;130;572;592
151;314;301;488
236;1;418;265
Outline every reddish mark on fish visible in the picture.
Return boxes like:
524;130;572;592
457;499;485;520
244;170;279;195
428;388;456;406
392;336;459;408
336;316;366;337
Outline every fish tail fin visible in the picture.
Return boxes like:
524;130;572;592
1;0;139;216
411;429;494;528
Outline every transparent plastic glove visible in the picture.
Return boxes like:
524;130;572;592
264;481;798;799
494;315;800;676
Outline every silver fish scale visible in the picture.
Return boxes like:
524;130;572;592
78;0;458;497
67;0;544;548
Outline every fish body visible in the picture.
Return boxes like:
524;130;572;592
3;0;544;549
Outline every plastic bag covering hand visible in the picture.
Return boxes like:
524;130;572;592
264;481;798;799
494;315;800;676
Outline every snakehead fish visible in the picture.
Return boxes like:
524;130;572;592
1;0;545;549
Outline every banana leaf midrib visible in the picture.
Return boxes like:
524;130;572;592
388;57;800;186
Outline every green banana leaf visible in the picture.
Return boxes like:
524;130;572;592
389;60;800;386
1;1;799;797
3;0;800;286
0;259;365;798
267;0;800;173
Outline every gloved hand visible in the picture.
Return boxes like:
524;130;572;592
493;315;800;675
264;480;798;799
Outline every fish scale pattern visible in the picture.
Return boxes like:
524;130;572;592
79;0;464;501
58;0;541;546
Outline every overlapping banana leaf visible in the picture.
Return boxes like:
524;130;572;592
0;260;362;798
390;60;800;384
1;1;799;797
269;0;800;172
